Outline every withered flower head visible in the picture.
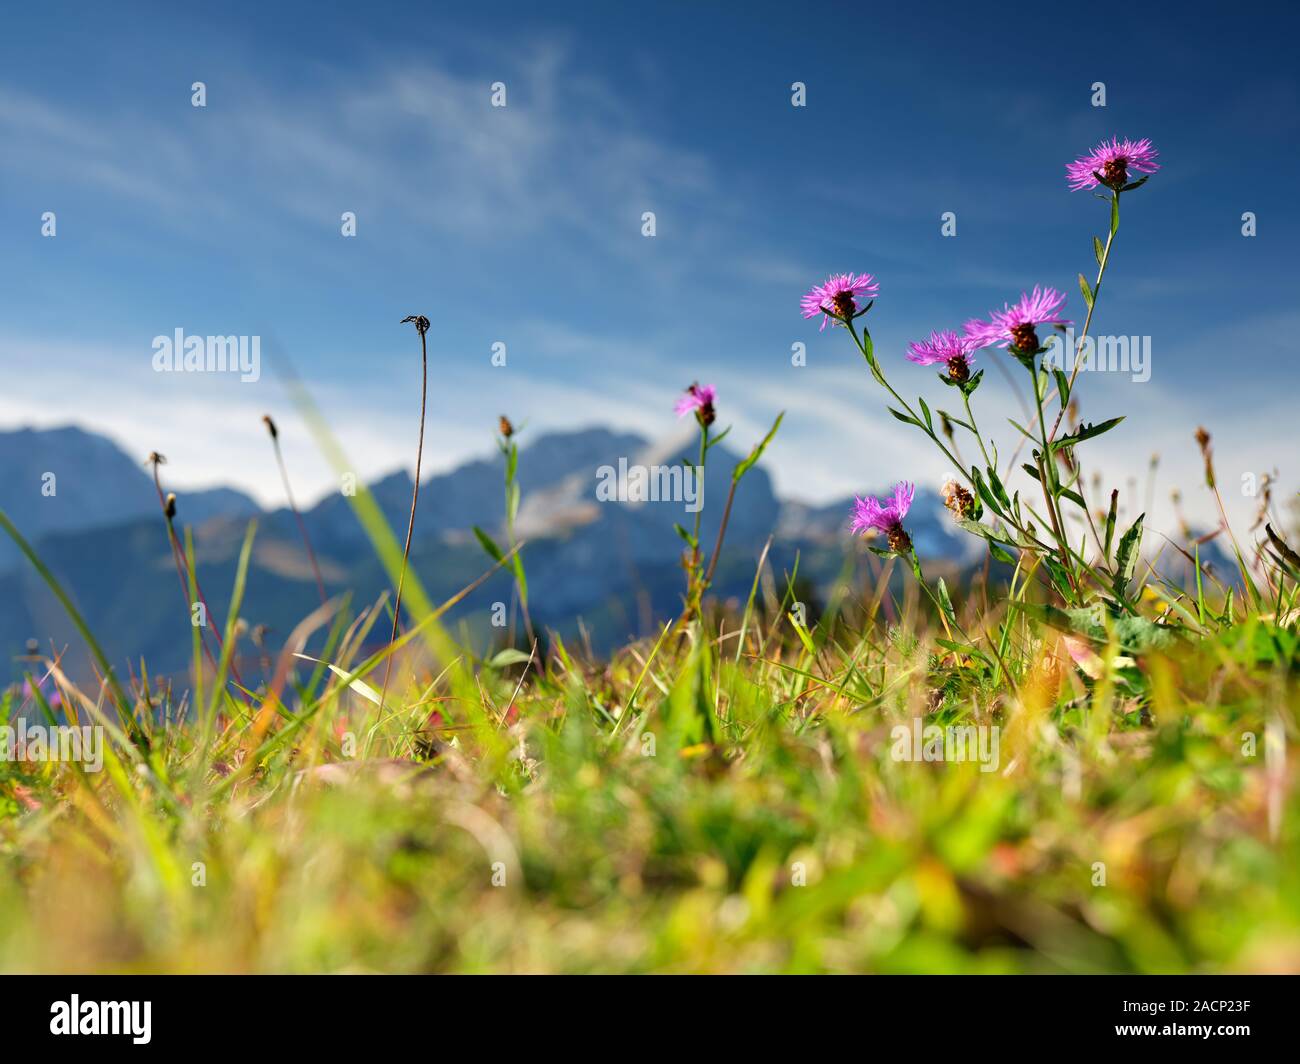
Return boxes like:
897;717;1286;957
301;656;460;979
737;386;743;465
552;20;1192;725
939;411;955;445
499;415;515;439
165;492;177;520
940;477;976;520
262;414;278;439
1194;426;1215;488
400;314;431;336
145;451;166;467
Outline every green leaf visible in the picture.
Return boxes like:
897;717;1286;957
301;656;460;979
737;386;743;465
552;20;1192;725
1021;464;1086;508
1007;417;1035;441
511;553;529;604
1113;513;1145;599
917;396;933;432
935;578;957;627
1265;523;1300;573
1056;416;1125;447
1078;273;1094;310
506;480;521;524
1052;367;1071;407
936;410;974;432
488;648;533;668
1093;236;1105;268
472;525;505;563
733;411;784;482
673;522;697;548
970;467;1003;518
888;406;919;427
789;612;817;656
1041;556;1075;599
934;638;992;667
988;541;1016;565
986;465;1012;509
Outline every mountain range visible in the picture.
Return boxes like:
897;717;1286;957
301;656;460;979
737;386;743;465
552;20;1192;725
0;422;985;680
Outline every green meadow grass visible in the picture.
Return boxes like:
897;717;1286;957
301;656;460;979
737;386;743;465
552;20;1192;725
1;492;1297;974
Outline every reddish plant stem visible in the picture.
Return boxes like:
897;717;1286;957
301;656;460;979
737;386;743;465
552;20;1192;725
381;320;429;709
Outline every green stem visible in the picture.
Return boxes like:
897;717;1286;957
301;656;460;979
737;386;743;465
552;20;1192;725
1047;188;1120;445
685;422;709;614
962;391;994;470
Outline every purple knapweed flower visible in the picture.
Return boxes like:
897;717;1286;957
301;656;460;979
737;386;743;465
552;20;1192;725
22;676;62;708
907;330;977;383
675;382;717;426
964;286;1071;354
850;481;915;553
1066;137;1159;192
800;272;879;331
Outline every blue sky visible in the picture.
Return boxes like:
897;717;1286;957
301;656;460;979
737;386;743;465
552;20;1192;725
2;0;1297;538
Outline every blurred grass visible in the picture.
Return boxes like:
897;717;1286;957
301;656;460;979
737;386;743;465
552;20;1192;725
1;491;1298;973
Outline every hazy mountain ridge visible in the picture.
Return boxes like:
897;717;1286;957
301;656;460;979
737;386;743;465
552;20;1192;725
0;425;259;569
0;423;968;675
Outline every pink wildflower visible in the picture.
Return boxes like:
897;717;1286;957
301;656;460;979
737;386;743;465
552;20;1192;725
850;481;915;553
1066;137;1159;191
800;272;879;331
675;382;717;426
907;330;977;383
964;286;1070;353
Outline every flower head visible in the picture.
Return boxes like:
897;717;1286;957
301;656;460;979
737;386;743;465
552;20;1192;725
1066;137;1159;192
675;382;717;426
23;676;62;708
850;481;914;553
964;286;1070;353
940;477;976;520
907;330;977;383
800;272;879;331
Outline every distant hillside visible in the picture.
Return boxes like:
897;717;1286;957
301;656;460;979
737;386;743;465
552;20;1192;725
0;423;971;678
0;425;258;569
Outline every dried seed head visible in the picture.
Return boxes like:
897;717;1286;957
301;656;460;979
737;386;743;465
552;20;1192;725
940;477;975;520
165;492;177;520
145;451;166;467
939;412;956;445
400;314;431;336
262;414;278;439
1194;427;1215;488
